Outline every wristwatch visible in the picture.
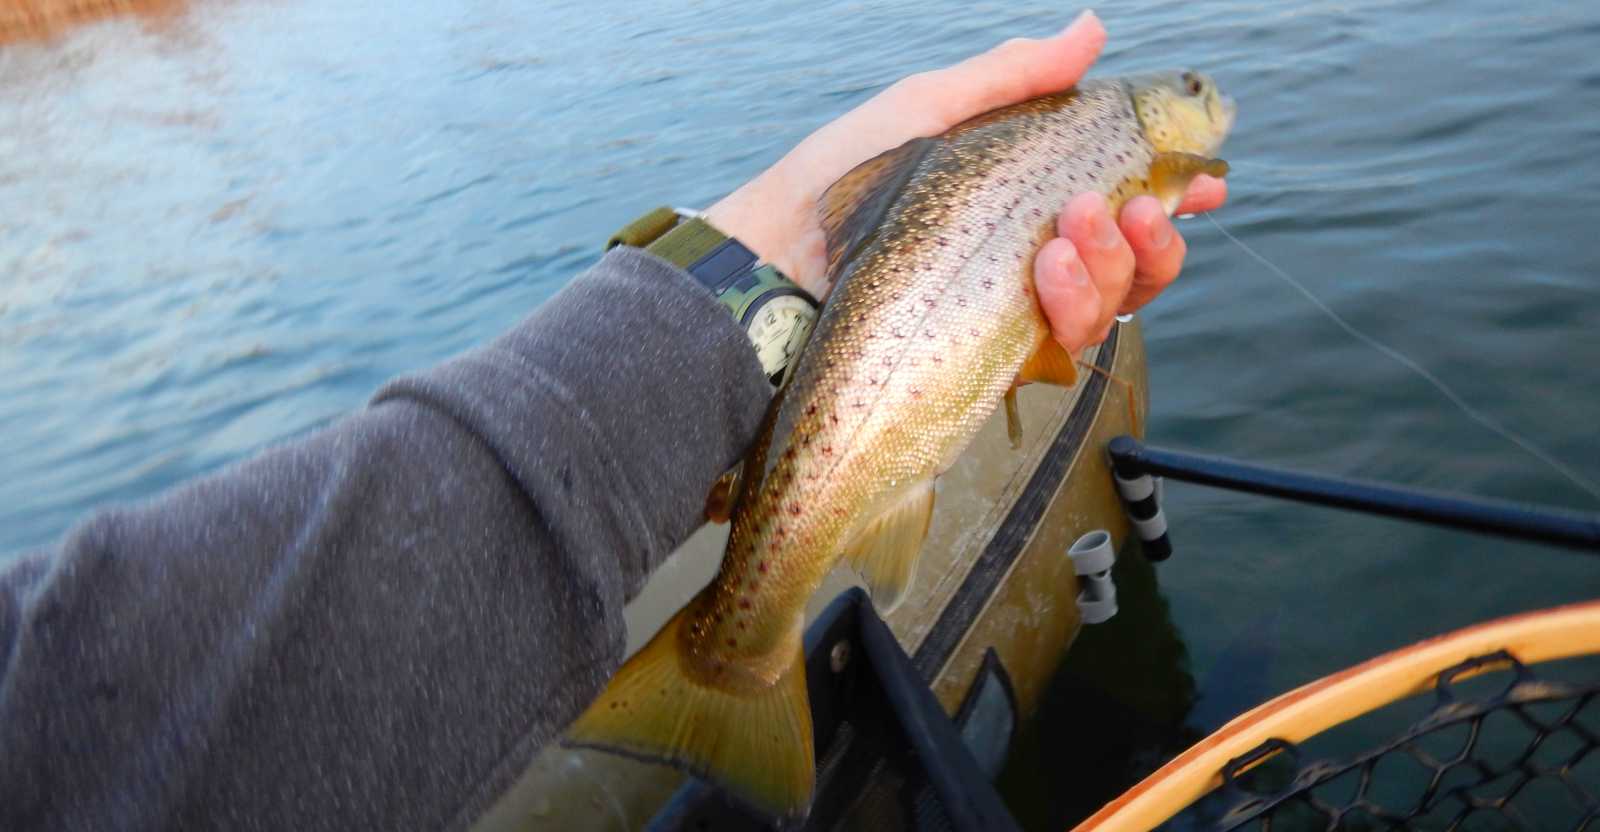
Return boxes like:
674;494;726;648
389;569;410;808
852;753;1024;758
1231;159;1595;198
608;206;819;387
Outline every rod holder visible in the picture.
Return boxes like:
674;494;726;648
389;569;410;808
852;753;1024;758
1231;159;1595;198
1068;530;1119;623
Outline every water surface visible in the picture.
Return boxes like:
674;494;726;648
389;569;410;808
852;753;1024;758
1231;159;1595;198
3;0;1598;826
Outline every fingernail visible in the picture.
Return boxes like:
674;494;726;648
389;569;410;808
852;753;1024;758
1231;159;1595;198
1057;9;1100;38
1149;217;1173;249
1060;242;1089;285
1092;209;1120;249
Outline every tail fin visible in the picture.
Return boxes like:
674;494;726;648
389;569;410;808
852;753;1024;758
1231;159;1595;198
564;608;816;818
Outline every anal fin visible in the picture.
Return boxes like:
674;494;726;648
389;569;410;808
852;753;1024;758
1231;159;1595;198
843;479;936;613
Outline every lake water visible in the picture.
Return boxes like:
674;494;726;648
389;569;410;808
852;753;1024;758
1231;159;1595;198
3;0;1598;827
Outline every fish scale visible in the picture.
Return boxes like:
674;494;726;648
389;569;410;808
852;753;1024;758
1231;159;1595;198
690;83;1154;666
566;70;1234;818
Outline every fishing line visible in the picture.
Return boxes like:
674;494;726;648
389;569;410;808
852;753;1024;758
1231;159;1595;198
1203;212;1600;505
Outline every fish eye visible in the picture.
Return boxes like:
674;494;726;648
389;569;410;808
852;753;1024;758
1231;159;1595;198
1182;71;1204;96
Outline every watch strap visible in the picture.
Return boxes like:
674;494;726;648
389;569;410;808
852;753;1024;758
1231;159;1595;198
608;208;815;312
608;206;819;385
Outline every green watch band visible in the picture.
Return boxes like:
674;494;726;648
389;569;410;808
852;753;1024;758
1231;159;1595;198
607;206;819;385
607;207;814;321
607;207;727;271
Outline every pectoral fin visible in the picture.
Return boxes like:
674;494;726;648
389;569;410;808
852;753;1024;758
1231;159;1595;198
1150;152;1230;215
1019;337;1079;388
843;479;936;613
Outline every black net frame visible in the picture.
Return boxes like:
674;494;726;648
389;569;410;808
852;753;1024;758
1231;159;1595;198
1186;651;1600;831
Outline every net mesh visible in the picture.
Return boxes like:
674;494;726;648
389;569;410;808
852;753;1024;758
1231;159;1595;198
1179;651;1600;831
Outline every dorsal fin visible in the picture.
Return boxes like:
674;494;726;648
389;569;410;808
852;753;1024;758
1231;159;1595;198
818;138;938;276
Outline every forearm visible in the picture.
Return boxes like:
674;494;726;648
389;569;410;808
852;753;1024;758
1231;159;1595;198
0;247;770;830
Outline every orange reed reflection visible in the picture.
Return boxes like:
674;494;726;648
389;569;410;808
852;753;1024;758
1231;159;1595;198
1;0;186;44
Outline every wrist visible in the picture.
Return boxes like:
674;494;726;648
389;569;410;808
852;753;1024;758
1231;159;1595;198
704;173;824;299
607;202;820;387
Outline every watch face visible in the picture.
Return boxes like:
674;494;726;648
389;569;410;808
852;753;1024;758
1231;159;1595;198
747;294;817;383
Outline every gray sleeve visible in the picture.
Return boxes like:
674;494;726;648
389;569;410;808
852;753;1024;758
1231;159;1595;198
0;247;772;831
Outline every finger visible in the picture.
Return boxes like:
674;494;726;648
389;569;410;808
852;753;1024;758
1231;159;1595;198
1174;174;1228;215
1118;195;1187;313
1034;237;1102;357
1058;191;1136;333
915;11;1106;131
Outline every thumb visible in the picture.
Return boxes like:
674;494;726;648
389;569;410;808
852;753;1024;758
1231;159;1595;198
919;10;1107;131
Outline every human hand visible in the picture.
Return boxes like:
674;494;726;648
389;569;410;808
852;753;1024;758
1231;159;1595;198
704;10;1227;357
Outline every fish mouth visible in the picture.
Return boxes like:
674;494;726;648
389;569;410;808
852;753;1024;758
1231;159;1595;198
1214;94;1239;153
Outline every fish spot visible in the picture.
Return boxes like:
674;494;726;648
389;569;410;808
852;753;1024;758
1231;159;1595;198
726;638;737;648
739;599;751;610
956;297;969;307
758;561;768;573
789;503;802;516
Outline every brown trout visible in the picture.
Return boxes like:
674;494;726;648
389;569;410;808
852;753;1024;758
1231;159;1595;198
567;70;1235;816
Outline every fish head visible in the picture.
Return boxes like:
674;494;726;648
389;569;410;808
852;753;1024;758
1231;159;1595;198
1128;70;1236;156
